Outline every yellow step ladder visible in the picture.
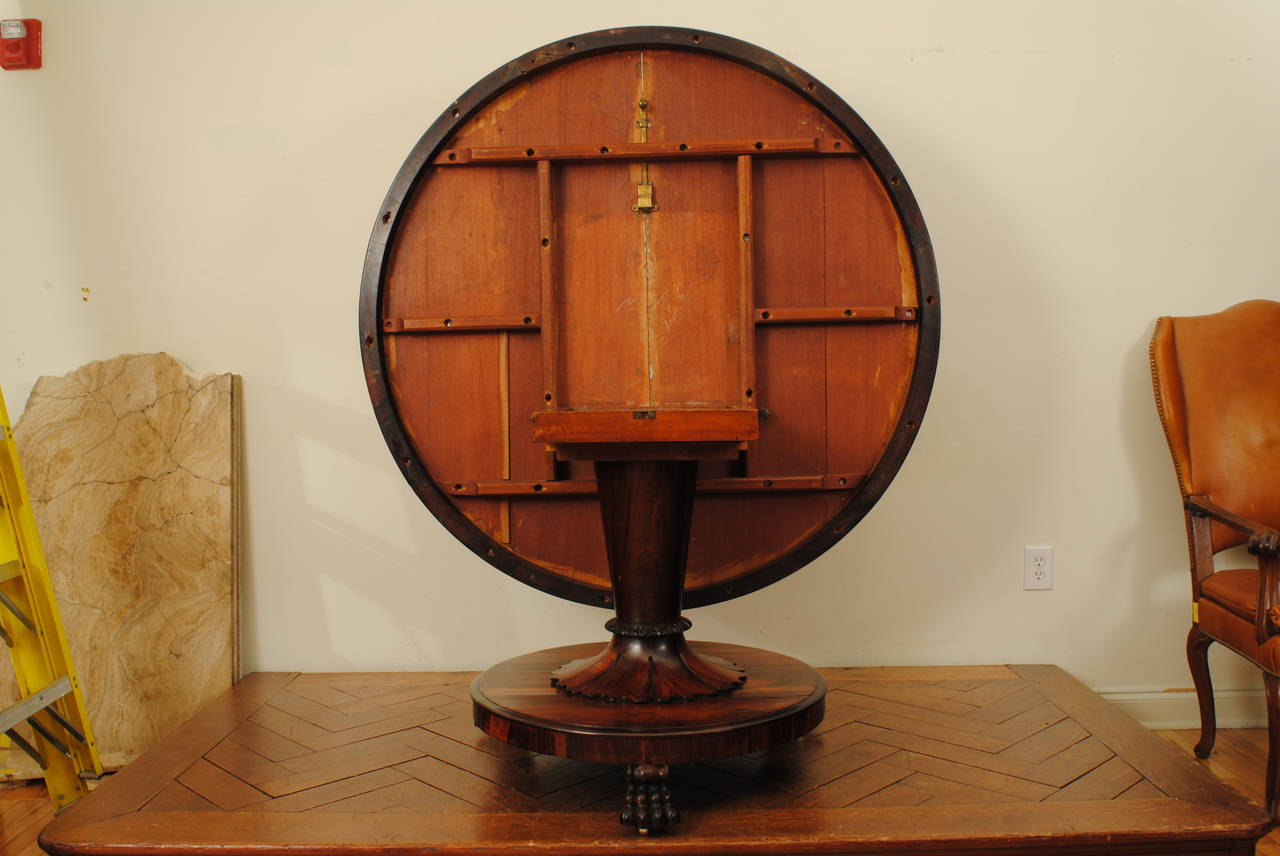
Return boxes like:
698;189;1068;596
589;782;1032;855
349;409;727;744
0;385;102;808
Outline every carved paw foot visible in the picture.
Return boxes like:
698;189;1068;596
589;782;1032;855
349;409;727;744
620;763;679;833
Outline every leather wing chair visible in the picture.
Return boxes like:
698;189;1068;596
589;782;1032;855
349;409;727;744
1150;299;1280;820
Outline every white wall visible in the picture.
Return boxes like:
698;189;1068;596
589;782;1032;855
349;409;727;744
2;1;1276;713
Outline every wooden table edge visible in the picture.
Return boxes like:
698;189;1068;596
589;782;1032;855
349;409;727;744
39;799;1269;855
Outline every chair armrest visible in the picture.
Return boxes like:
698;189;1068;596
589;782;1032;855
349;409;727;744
1187;497;1280;644
1185;495;1271;536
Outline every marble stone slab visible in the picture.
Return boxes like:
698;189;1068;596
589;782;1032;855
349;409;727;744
1;353;238;779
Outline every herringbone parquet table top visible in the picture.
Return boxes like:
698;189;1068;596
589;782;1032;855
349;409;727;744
41;663;1269;856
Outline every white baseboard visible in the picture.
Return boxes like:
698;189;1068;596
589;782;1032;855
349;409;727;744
1098;688;1266;730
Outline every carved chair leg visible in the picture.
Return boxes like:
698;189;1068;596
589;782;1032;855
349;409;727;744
620;763;678;833
1265;672;1280;823
1186;625;1216;759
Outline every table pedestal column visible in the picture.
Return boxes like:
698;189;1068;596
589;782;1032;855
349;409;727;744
549;460;746;703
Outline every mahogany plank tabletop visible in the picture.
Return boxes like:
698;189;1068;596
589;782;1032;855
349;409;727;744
40;662;1270;855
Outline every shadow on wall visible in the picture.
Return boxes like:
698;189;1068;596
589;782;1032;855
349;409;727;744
236;376;534;672
701;99;1064;666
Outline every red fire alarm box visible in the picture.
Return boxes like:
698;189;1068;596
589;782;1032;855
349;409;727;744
1;18;42;70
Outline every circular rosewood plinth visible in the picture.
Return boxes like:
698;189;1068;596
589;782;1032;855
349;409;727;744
471;641;825;765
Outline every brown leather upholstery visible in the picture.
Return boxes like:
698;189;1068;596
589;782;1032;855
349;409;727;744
1201;568;1261;621
1198;598;1280;674
1150;300;1280;551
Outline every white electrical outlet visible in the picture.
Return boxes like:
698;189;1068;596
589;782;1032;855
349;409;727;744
1024;546;1053;590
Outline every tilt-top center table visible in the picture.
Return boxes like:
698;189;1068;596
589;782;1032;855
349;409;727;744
357;25;938;830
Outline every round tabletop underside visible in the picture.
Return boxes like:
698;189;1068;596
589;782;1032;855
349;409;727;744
471;641;826;764
364;29;940;608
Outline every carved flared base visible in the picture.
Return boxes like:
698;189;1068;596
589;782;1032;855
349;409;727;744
550;633;746;703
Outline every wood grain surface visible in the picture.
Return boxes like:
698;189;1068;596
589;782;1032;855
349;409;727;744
363;29;940;610
1;782;55;856
1;354;237;779
38;665;1269;855
13;729;1280;856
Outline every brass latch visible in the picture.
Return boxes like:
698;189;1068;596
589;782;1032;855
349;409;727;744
633;98;656;213
633;182;656;213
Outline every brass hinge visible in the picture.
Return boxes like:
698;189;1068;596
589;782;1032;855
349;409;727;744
1192;601;1199;623
633;182;656;213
